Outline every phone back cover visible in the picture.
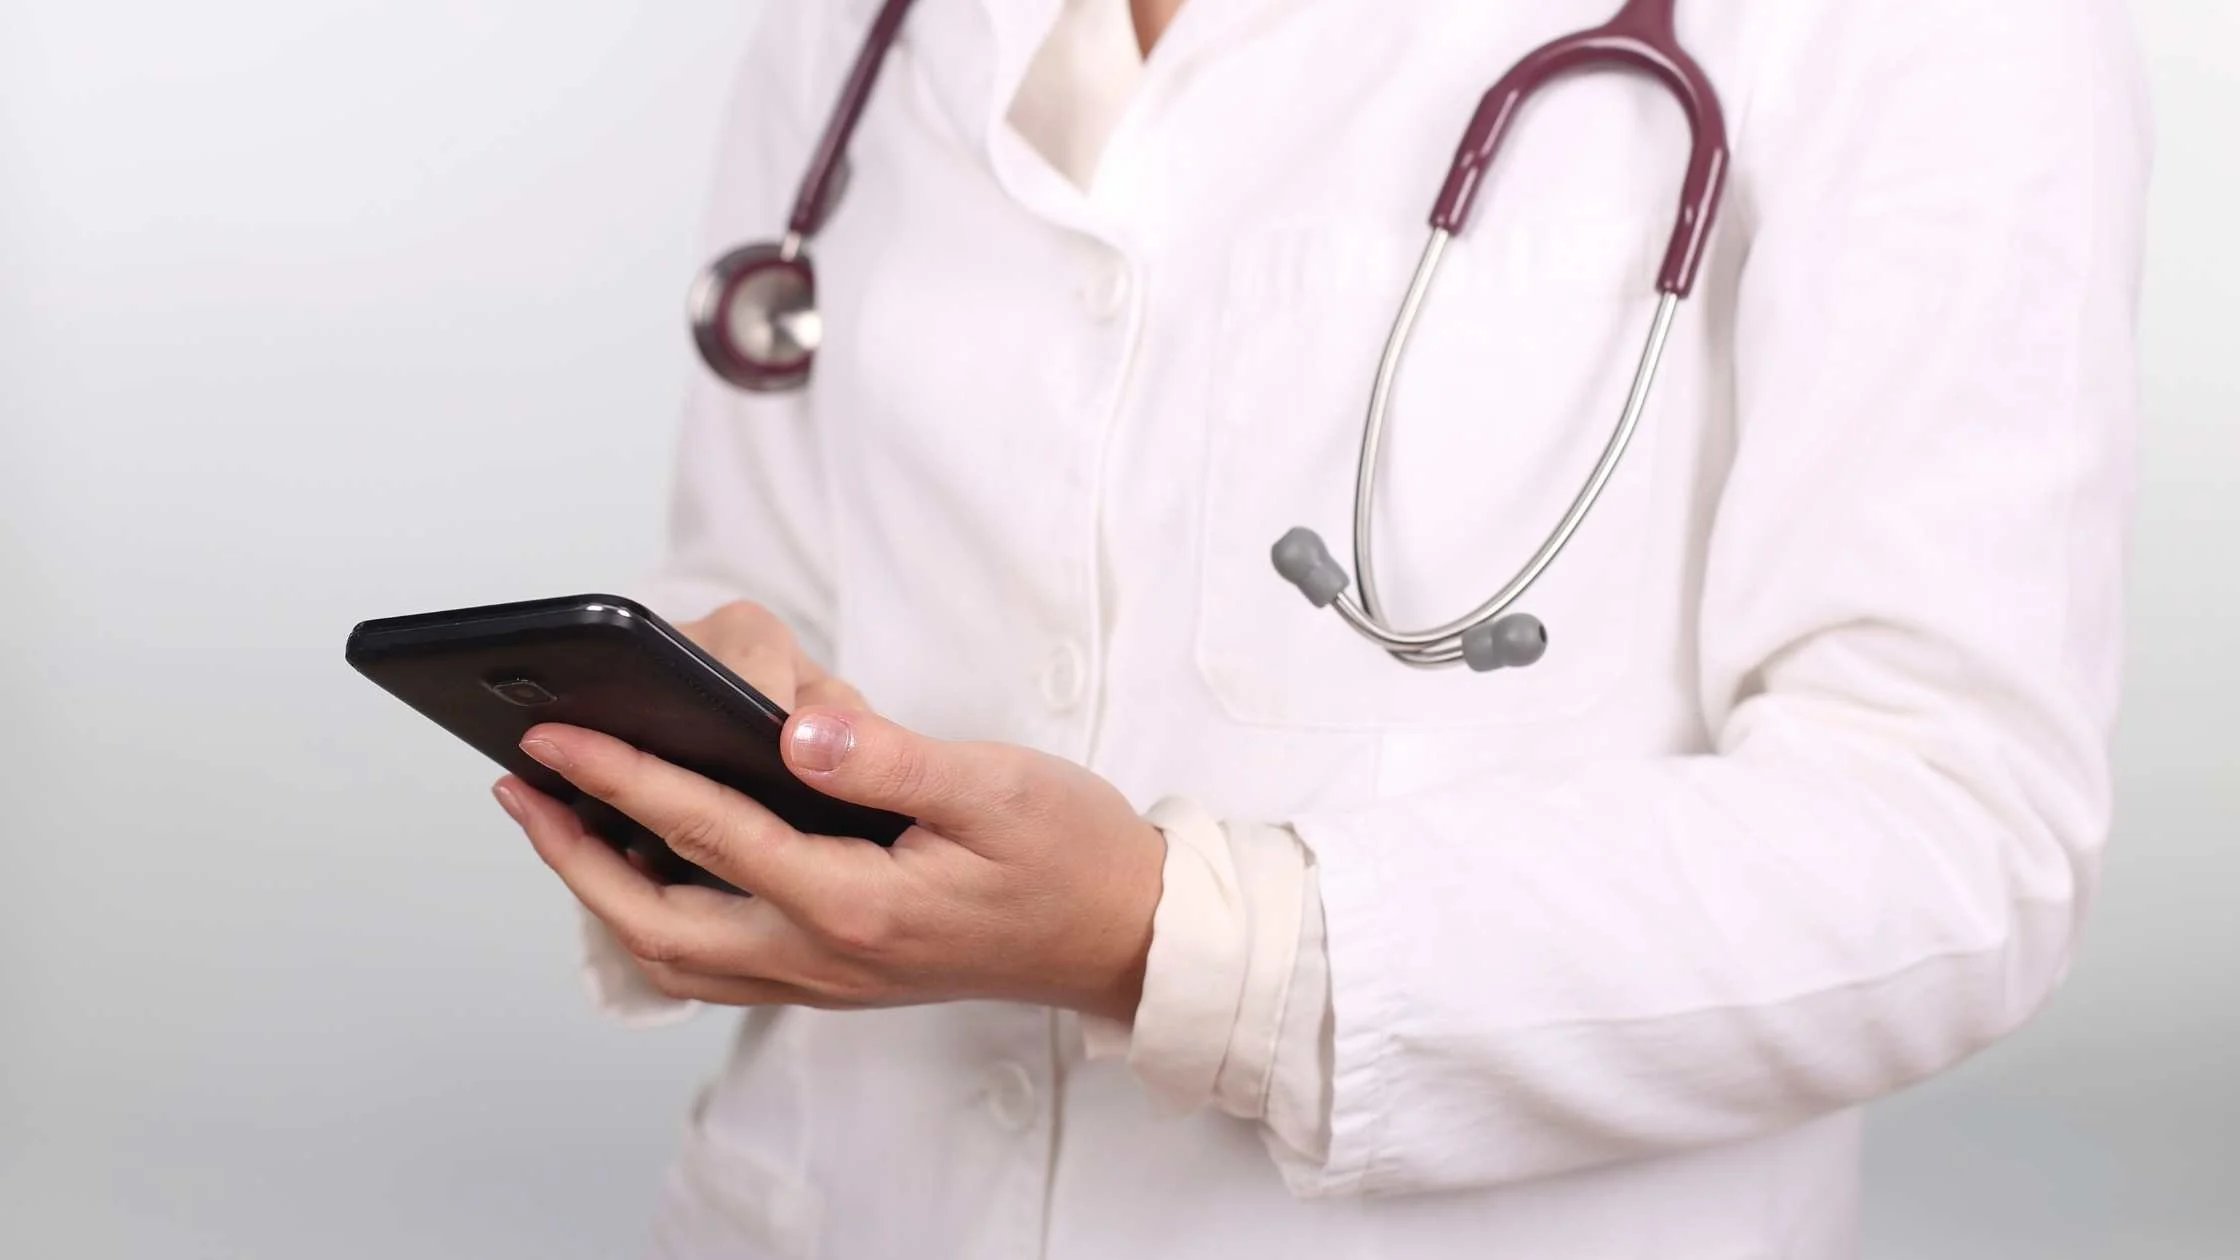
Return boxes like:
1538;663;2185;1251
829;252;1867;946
346;597;910;889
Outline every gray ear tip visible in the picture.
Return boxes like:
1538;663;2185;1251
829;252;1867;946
1270;526;1323;569
1270;528;1349;608
1461;614;1548;672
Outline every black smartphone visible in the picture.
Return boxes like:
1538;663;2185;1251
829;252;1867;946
345;593;910;890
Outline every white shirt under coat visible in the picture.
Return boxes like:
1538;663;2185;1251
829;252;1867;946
587;1;2151;1256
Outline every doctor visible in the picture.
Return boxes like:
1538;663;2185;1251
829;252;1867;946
488;0;2149;1256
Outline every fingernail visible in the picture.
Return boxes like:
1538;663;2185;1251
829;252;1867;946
789;712;854;773
492;781;526;823
520;736;568;771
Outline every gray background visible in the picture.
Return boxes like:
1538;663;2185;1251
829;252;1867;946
0;2;2231;1256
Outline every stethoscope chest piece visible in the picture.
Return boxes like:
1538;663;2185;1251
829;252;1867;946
688;238;824;393
686;0;1727;678
688;0;910;394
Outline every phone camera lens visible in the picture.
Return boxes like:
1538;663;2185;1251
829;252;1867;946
487;677;558;707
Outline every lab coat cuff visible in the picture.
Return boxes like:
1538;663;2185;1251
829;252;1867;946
579;909;700;1028
1275;809;1397;1197
1117;801;1314;1124
1208;819;1311;1119
1120;796;1251;1111
1256;857;1335;1183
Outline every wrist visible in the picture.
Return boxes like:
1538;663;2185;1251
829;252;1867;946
1069;817;1165;1022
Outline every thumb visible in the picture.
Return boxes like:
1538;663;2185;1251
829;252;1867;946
782;707;1037;834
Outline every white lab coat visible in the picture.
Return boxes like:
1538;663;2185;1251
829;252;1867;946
618;1;2150;1256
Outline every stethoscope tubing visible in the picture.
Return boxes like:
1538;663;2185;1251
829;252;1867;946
1341;268;1681;666
689;0;1726;674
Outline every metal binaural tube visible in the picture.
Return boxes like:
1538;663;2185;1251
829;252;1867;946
1339;291;1681;653
1353;229;1452;625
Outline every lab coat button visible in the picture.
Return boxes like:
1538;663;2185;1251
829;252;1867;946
1081;256;1131;321
985;1061;1038;1132
1039;641;1088;711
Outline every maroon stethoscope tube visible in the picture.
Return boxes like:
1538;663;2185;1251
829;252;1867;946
1430;0;1728;297
697;0;1731;391
1269;0;1731;670
786;0;921;240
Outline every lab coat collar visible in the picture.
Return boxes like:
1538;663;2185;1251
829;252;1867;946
891;0;1063;232
911;0;1314;237
975;0;1315;67
919;0;1316;136
1136;0;1321;67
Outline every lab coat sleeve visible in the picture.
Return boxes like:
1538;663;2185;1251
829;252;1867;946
1267;2;2150;1196
581;4;843;1022
1080;803;1315;1122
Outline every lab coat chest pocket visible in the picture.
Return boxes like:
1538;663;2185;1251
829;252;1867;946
1194;215;1665;730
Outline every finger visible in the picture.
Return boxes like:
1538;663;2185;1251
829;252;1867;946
515;727;886;918
778;707;1047;834
750;623;863;713
494;776;783;971
728;642;800;709
628;958;857;1009
686;602;865;713
796;672;869;713
687;605;802;708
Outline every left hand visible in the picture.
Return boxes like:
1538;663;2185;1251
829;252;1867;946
490;708;1166;1021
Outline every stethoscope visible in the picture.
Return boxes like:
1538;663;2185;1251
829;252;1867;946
688;0;1728;674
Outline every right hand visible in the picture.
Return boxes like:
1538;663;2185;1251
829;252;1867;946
676;601;866;714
